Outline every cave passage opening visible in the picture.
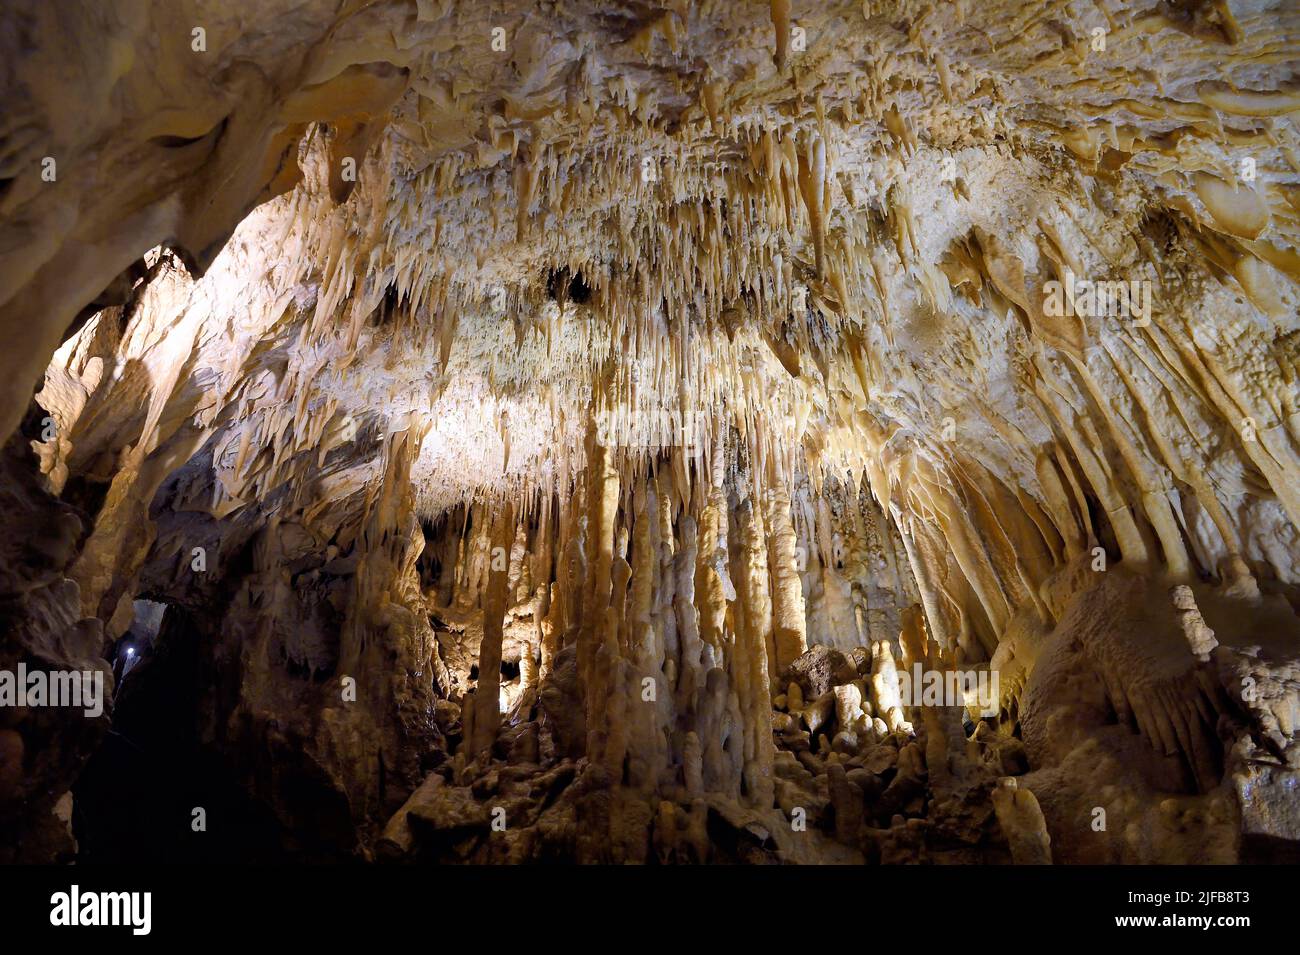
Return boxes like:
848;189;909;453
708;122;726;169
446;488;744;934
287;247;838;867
71;600;294;863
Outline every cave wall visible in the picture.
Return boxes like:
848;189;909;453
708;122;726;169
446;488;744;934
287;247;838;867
2;0;1298;862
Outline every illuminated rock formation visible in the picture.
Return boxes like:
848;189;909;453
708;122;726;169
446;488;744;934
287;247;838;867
0;0;1297;864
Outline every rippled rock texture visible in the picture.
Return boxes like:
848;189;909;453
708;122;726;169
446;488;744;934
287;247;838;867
1;0;1297;863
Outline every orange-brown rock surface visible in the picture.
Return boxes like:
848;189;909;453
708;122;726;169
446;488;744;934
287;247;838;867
1;0;1297;864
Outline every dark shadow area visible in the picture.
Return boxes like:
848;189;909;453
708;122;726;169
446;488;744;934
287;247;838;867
71;603;290;863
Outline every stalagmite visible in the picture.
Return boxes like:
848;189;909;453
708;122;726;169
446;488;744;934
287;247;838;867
472;503;515;757
733;495;776;808
991;778;1052;865
766;480;808;676
870;641;912;736
1171;585;1218;663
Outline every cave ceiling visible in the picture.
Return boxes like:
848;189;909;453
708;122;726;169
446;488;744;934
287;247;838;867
0;0;1298;869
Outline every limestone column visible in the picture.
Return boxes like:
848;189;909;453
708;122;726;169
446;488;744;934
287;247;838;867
733;495;775;808
765;480;807;679
471;501;515;757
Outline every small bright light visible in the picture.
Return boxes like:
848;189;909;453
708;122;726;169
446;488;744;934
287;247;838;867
125;647;136;658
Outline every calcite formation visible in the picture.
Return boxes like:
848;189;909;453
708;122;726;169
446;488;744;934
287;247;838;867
0;0;1297;865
